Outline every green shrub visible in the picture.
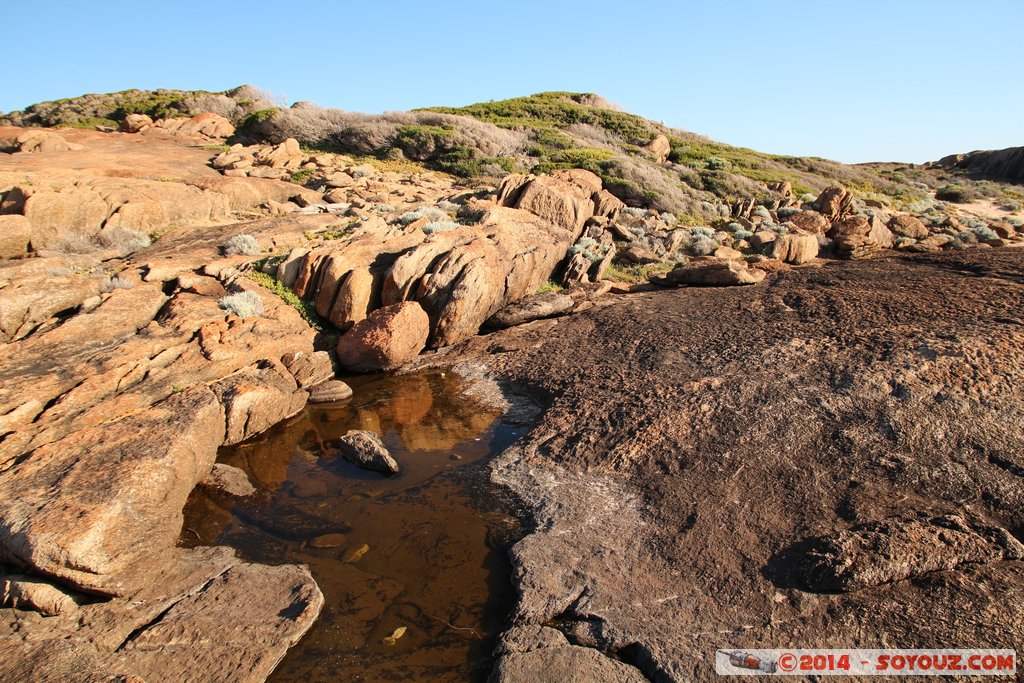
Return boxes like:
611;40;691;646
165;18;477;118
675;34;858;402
246;270;325;330
239;108;278;132
394;124;455;158
705;156;730;171
533;128;575;150
289;168;316;184
421;91;654;143
423;220;462;234
935;184;976;203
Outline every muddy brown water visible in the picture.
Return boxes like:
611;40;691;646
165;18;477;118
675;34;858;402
180;371;525;682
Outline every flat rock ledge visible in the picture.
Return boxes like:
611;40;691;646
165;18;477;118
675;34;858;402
1;547;323;683
0;267;329;680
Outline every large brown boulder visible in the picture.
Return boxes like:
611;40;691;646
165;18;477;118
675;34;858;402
888;214;929;239
771;233;819;265
867;215;894;249
644;134;671;163
497;170;599;235
786;210;830;234
815;186;855;224
829;215;870;238
336;301;430;371
15;130;79;153
834;234;881;260
120;113;153;133
0;214;31;258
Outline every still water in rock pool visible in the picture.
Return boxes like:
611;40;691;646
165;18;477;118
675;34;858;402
180;371;525;682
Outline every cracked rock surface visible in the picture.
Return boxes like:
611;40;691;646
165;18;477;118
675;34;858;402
433;249;1024;681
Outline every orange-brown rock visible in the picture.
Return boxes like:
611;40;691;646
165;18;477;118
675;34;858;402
497;170;599;235
771;233;819;264
786;210;830;234
0;214;32;258
644;134;671;163
336;301;430;371
816;186;855;224
888;214;929;239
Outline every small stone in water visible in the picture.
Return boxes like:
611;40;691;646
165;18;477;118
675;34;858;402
383;626;407;646
344;543;370;563
449;454;462;461
310;533;347;548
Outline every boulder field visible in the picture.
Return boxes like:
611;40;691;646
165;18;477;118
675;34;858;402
2;120;1024;681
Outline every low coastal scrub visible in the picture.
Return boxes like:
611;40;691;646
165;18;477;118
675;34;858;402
936;184;976;203
218;291;264;319
246;269;324;330
223;234;261;256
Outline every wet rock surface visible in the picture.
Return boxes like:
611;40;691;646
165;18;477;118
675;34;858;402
433;248;1024;681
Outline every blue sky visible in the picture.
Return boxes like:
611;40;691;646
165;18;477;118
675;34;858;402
4;0;1021;164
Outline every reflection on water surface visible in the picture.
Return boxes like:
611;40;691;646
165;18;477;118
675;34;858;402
181;371;524;682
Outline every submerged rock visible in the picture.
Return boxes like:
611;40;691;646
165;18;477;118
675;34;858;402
308;379;354;403
199;463;256;497
335;430;400;474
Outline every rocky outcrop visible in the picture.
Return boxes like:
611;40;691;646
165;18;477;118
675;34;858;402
152;112;235;140
936;145;1024;184
1;550;323;682
0;386;226;594
834;234;882;260
282;350;334;388
786;210;830;234
644;134;671;163
815;186;855;224
212;361;308;445
0;214;31;257
292;179;598;352
497;170;599;235
13;130;79;153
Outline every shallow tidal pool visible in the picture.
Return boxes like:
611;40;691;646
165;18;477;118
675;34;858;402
181;371;525;682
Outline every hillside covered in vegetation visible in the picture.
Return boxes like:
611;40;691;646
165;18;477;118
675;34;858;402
4;87;1021;224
